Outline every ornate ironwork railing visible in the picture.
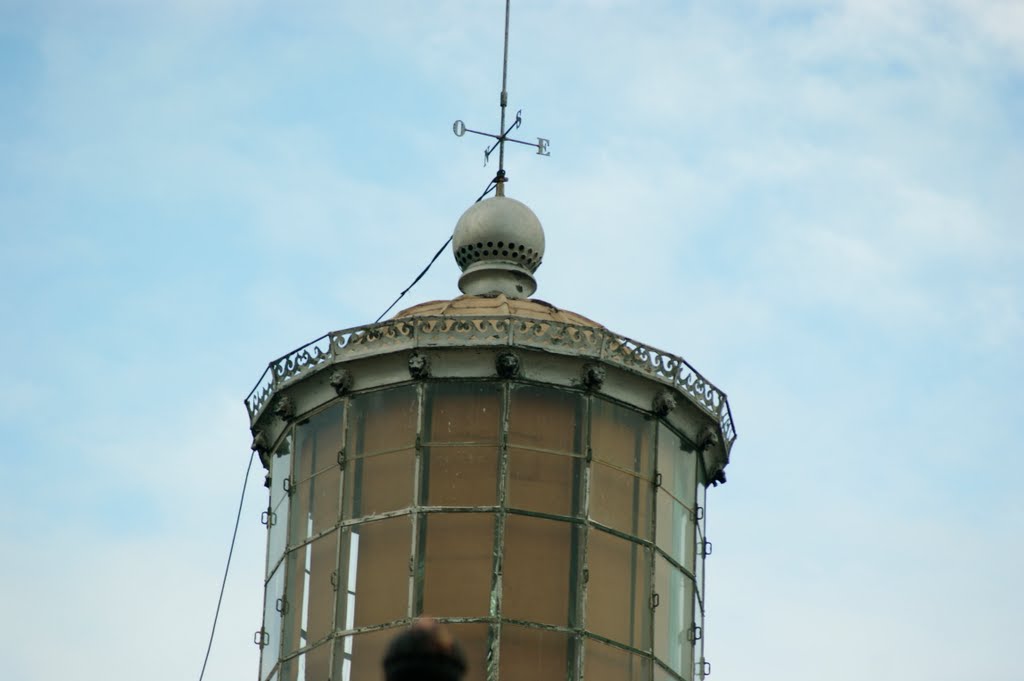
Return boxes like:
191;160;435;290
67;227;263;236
246;316;736;450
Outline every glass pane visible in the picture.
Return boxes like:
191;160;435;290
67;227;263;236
332;627;398;681
268;496;290;574
271;435;293;513
590;399;652;477
290;475;311;549
306;642;332;681
654;555;693;676
500;624;572;681
424;445;498;506
268;436;293;575
654;555;671;667
583;637;650;681
336;517;411;629
503;515;575;626
590;462;652;540
306;533;340;646
507;448;581;517
658;425;695;508
684;575;695;677
694;524;705;600
350;386;418;456
282;641;332;681
262;563;286;680
655;492;694;569
447;622;492;681
655;660;681;681
344;449;415;519
421;513;494;617
695;468;707;536
425;382;501;444
285;531;339;654
291;465;341;547
313;466;341;534
694;637;706;681
586;528;651;650
279;656;291;681
294;404;344;483
508;385;583;453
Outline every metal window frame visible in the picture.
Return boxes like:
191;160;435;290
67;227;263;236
259;367;721;681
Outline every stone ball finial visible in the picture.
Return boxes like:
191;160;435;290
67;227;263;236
452;196;545;298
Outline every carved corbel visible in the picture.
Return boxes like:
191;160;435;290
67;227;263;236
698;424;720;452
329;368;353;395
272;395;295;422
408;352;430;380
652;389;677;417
581;363;606;392
496;350;521;379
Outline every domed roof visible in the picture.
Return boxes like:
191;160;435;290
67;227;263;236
395;294;603;328
452;196;545;299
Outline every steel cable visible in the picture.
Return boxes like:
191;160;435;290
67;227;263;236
198;448;256;681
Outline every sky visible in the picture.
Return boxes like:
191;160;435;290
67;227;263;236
1;0;1022;679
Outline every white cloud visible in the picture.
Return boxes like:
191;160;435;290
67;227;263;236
3;3;1021;681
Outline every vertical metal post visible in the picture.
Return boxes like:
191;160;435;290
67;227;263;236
488;381;513;681
649;427;661;681
496;0;512;194
577;394;594;681
327;399;349;681
412;382;428;617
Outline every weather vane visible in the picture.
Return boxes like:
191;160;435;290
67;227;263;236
452;0;550;197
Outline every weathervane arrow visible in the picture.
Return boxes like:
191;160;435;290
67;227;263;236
452;0;550;197
452;112;550;166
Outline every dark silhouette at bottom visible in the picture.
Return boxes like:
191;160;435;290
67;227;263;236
384;619;467;681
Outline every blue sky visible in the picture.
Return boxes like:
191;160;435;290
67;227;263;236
1;1;1021;680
